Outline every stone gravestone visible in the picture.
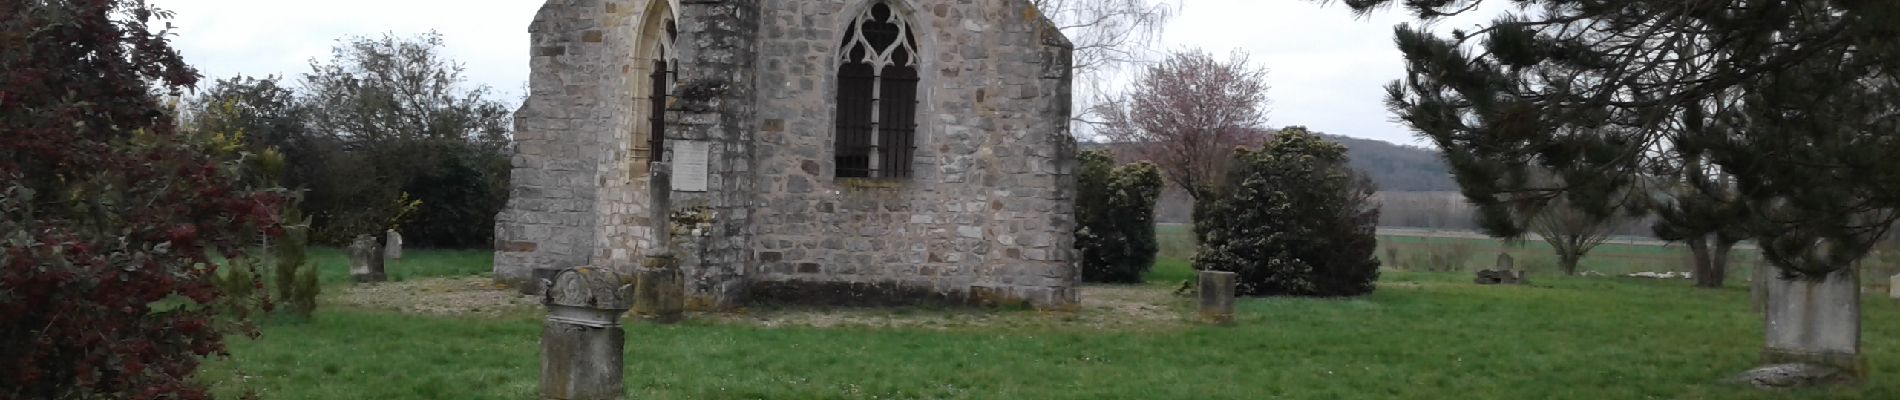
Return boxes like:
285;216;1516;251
1889;273;1900;300
1197;270;1238;325
1473;253;1525;285
384;229;403;261
1760;267;1864;382
540;267;634;400
347;234;386;283
632;255;685;323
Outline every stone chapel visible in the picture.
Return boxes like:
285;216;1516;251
493;0;1080;309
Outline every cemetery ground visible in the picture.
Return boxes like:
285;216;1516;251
205;233;1900;399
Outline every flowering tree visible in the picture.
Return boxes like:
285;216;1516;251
1092;48;1271;200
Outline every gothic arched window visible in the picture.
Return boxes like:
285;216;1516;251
835;2;920;179
647;19;676;162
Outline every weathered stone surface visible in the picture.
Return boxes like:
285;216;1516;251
1197;271;1237;325
539;267;633;400
544;267;634;311
1890;273;1900;300
1731;363;1850;389
495;0;1079;310
540;321;625;400
1494;253;1513;270
348;234;385;284
523;267;564;296
1761;267;1864;379
632;256;684;323
384;229;403;261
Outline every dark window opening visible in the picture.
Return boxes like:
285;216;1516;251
878;65;918;178
835;63;877;178
834;1;920;180
648;59;669;161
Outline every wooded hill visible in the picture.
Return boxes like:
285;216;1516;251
1080;131;1456;193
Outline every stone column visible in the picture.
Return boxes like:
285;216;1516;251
665;0;762;310
1198;270;1237;325
1760;266;1863;380
540;267;634;400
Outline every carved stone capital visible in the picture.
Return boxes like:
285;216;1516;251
542;267;635;311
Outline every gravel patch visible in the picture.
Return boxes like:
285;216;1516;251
332;279;1191;330
330;276;541;317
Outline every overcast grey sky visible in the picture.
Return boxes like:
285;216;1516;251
155;0;1504;146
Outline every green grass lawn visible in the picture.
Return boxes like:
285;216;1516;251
205;247;1900;399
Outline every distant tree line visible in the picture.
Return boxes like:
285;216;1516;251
179;32;513;248
1084;127;1462;225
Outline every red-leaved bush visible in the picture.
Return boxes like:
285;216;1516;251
0;1;280;399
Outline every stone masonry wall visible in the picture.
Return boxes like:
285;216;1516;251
494;0;624;285
748;0;1079;308
666;0;763;309
498;0;668;286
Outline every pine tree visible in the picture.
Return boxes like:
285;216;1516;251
1335;0;1900;379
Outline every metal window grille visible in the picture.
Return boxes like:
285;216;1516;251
834;2;919;179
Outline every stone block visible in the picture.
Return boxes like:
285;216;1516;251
347;234;385;284
539;267;633;400
1762;268;1864;380
384;229;403;261
632;258;685;324
1197;271;1237;325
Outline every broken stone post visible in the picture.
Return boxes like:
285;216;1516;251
540;267;634;400
1197;270;1237;325
384;229;403;261
632;255;685;323
347;234;385;283
1760;266;1864;381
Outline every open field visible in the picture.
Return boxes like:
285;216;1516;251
1161;224;1900;284
204;246;1900;399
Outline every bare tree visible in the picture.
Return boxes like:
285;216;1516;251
1529;198;1619;276
1032;0;1173;127
1033;0;1171;76
1092;48;1270;200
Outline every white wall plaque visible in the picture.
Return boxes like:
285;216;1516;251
670;140;711;192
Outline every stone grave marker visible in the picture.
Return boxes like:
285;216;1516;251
1197;270;1237;325
1474;252;1525;285
1889;273;1900;300
384;229;403;261
541;267;634;400
632;255;685;323
347;234;385;283
1761;267;1864;382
